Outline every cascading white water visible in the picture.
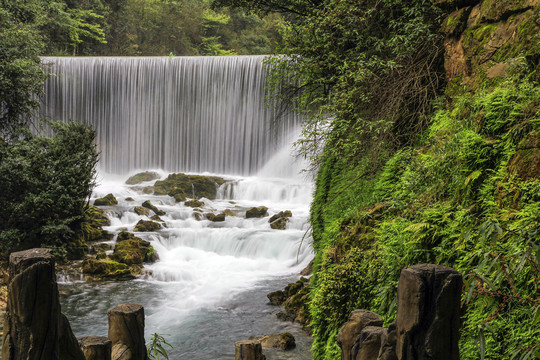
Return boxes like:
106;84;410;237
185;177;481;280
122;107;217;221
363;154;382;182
40;56;299;175
48;56;315;359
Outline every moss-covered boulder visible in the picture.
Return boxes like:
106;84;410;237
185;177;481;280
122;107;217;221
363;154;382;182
271;277;311;327
111;237;152;265
254;333;296;351
185;199;204;208
222;209;236;217
246;206;268;218
134;220;161;232
125;171;160;185
269;211;292;230
206;213;226;222
94;193;118;206
141;200;166;216
82;258;133;280
152;173;226;201
134;206;150;216
125;197;135;202
150;215;164;222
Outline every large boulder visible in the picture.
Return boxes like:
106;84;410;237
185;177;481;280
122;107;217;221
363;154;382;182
134;220;161;232
246;206;268;218
206;213;226;222
134;206;150;216
254;333;295;350
82;258;133;280
337;310;384;360
125;171;160;185
395;264;462;360
267;290;285;305
94;194;118;206
141;201;165;216
110;236;153;266
152;173;226;201
351;326;385;360
184;199;204;208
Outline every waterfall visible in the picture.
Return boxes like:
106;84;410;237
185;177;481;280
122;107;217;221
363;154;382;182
40;56;299;176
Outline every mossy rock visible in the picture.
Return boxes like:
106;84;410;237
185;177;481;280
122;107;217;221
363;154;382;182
185;199;204;208
88;242;113;254
193;212;202;221
134;220;161;232
222;209;236;217
246;206;268;218
152;173;226;201
125;171;160;185
206;213;226;222
125;197;135;202
82;258;133;280
256;333;296;351
110;238;151;265
142;201;166;216
150;215;164;222
270;217;288;230
508;130;540;179
134;206;150;216
267;290;286;305
94;193;118;206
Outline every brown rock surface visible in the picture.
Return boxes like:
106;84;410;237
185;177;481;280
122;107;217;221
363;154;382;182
79;336;112;360
337;309;383;360
235;339;266;360
108;303;147;360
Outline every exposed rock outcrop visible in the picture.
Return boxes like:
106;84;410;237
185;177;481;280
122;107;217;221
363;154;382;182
252;333;296;350
134;220;161;232
152;172;226;201
337;310;383;360
134;206;150;216
125;171;160;185
141;201;166;216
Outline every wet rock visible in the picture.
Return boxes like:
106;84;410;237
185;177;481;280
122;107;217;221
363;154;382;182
153;173;226;201
141;201;166;216
185;199;204;208
82;258;133;280
267;290;285;305
379;322;398;360
300;260;313;276
134;220;161;232
269;217;288;230
78;336;112;360
337;310;383;360
206;213;226;222
142;187;153;195
268;211;292;223
246;206;268;218
508;130;540;180
395;264;462;360
89;242;114;254
125;197;135;202
125;171;160;185
235;339;266;360
110;237;152;266
254;333;296;350
193;212;202;221
150;215;164;222
94;193;118;206
108;304;147;360
134;206;150;216
223;209;236;217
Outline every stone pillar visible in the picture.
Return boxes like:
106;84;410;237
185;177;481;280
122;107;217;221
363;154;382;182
235;339;266;360
395;264;462;360
351;326;384;360
2;248;60;359
108;303;147;360
1;248;84;360
337;309;383;360
79;336;112;360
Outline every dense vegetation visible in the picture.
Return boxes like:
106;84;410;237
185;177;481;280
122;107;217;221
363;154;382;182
0;0;99;259
217;0;540;359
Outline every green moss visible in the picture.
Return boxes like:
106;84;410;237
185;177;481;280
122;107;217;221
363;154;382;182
94;193;118;206
82;258;132;279
133;219;161;232
152;173;226;200
125;171;160;185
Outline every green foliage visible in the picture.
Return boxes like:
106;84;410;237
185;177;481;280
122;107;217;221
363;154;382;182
0;121;98;258
147;333;173;360
308;79;540;359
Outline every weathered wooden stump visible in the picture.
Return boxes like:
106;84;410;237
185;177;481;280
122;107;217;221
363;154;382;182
337;309;383;360
235;339;266;360
396;264;462;360
108;303;147;360
79;336;113;360
1;248;84;360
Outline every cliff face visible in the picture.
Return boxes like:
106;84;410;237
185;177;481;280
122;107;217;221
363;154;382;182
308;1;540;359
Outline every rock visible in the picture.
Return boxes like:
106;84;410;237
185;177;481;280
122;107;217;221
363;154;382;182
276;311;295;322
2;248;84;360
193;212;202;221
108;304;147;360
269;217;288;230
153;173;226;201
134;220;161;232
78;336;112;360
134;206;150;216
89;242;114;254
141;201;166;216
223;209;236;217
508;130;540;180
110;237;152;266
96;252;107;260
268;211;292;223
379;322;398;360
125;197;135;202
351;326;384;360
235;340;266;360
82;258;133;280
256;333;295;350
206;213;226;222
337;310;383;360
185;199;204;208
246;206;268;218
142;187;153;195
125;171;160;185
94;193;118;206
395;264;462;360
150;215;164;222
267;290;285;305
300;260;313;276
